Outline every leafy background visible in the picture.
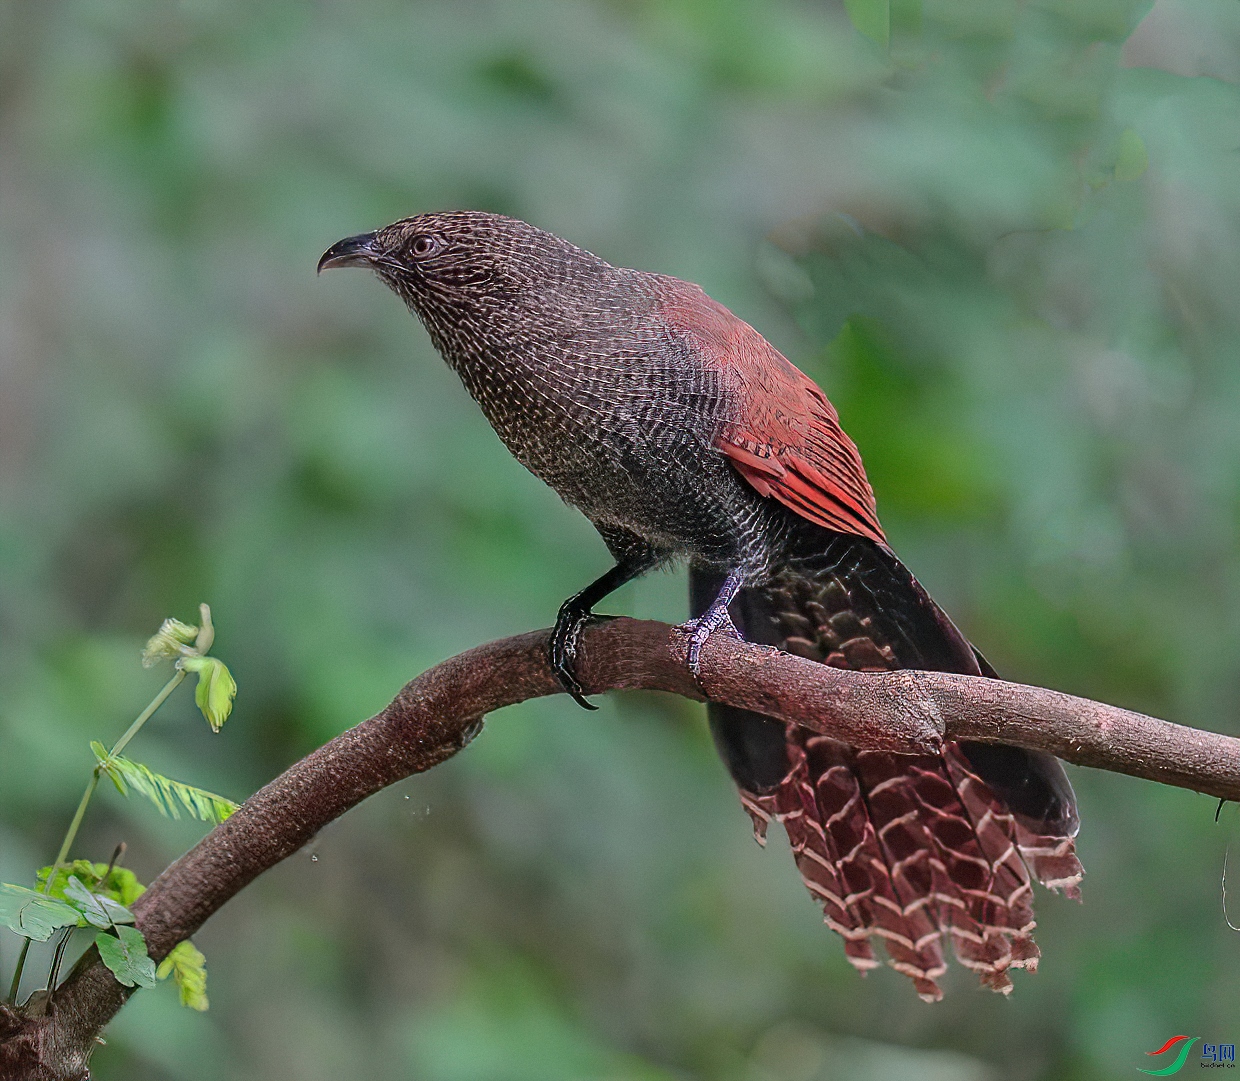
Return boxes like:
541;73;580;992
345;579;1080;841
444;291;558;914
2;0;1239;1077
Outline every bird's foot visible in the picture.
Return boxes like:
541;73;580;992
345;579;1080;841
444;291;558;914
680;605;742;679
549;600;598;711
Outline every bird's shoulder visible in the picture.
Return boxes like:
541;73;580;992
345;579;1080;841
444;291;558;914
646;275;885;543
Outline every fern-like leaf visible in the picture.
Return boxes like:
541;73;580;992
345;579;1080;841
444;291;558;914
92;746;238;825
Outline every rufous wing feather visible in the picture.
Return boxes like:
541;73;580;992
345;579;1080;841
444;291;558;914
659;283;885;544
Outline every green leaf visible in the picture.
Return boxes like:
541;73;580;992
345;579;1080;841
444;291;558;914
0;883;81;941
156;940;209;1011
38;862;145;907
142;617;200;667
103;867;146;907
62;875;135;929
96;753;238;824
37;860;100;900
178;656;237;732
96;926;157;988
1115;128;1149;183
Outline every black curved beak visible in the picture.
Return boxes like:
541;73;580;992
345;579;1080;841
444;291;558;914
317;233;377;274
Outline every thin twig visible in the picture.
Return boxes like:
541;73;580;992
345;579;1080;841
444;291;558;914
1224;850;1240;933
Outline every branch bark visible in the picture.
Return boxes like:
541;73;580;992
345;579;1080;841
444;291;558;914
3;617;1238;1079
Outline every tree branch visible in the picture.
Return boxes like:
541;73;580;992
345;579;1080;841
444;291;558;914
3;616;1238;1078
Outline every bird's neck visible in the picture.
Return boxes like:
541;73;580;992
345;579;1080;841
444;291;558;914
418;298;548;385
415;270;646;398
407;267;674;468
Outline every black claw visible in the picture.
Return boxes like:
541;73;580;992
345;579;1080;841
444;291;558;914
568;687;598;711
550;603;597;710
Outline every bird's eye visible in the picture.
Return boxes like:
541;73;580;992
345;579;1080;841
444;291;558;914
410;234;439;258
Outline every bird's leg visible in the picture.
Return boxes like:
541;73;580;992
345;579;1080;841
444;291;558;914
550;559;653;710
681;569;745;677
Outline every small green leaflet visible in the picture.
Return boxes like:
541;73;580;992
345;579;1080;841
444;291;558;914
96;925;156;988
142;617;199;667
38;861;145;908
178;655;237;732
62;875;135;929
92;743;238;824
0;883;81;941
157;940;209;1011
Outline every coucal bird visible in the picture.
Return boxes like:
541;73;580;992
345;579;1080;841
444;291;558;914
319;211;1083;999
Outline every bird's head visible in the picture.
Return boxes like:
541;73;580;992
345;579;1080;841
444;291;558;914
318;211;609;354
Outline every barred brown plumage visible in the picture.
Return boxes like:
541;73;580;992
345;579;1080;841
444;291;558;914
320;210;1083;999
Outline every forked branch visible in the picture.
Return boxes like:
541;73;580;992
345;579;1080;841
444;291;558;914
3;616;1238;1080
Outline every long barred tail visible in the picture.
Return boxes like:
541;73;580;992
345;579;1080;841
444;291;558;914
741;738;1070;999
691;532;1082;1001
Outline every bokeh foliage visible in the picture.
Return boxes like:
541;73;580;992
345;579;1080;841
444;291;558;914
2;0;1239;1078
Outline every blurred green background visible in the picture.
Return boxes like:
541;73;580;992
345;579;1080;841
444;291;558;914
2;0;1239;1077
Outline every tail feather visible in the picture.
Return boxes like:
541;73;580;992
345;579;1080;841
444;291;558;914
765;742;886;976
945;745;1084;901
692;530;1083;999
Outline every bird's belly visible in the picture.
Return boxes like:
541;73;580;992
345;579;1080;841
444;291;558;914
504;418;757;561
461;354;759;562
